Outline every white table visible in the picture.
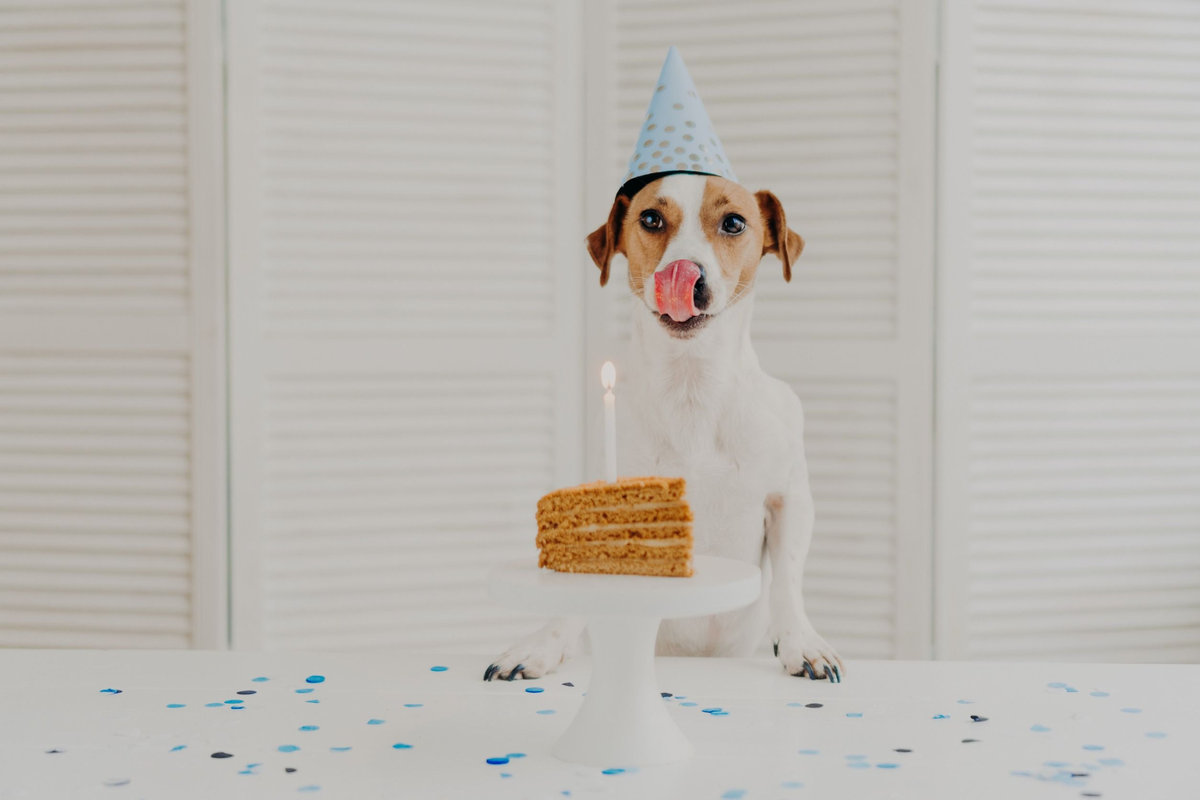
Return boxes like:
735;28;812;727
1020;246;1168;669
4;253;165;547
1;650;1196;799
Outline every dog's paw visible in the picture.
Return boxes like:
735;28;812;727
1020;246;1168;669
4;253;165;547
483;627;576;682
773;628;844;683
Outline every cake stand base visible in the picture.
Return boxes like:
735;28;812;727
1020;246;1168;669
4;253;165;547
488;555;761;767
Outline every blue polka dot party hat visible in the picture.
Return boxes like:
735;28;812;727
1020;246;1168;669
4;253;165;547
621;46;736;196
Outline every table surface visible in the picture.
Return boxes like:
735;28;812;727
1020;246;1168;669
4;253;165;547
1;650;1196;799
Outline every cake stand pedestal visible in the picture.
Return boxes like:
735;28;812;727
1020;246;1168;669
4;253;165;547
488;555;761;767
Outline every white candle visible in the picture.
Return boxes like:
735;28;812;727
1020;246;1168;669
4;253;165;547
601;361;617;483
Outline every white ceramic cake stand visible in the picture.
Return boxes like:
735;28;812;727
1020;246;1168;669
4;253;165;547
488;555;761;767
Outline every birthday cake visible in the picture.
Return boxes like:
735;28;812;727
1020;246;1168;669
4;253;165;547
536;477;694;577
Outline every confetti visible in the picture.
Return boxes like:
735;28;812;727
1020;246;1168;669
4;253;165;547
305;675;325;684
1031;724;1051;732
601;768;625;775
392;743;413;749
237;690;257;696
536;709;556;715
251;676;269;682
430;666;448;672
166;703;185;709
211;752;233;759
99;688;122;695
846;712;863;718
278;745;299;753
805;702;823;708
367;719;385;725
403;703;423;708
170;745;186;752
721;791;747;799
299;725;319;732
486;757;510;765
525;687;544;694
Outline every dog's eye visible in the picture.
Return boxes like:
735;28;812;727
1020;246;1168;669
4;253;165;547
639;210;665;231
720;214;746;235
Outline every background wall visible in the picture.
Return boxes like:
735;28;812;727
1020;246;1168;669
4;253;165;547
0;0;1196;663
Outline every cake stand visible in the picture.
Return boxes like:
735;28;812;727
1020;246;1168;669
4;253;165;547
488;555;761;767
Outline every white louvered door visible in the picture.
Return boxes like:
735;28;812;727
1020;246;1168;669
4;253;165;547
937;0;1200;662
0;0;226;647
586;0;937;659
227;0;584;651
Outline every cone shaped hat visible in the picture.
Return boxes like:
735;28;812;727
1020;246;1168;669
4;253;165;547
620;46;736;197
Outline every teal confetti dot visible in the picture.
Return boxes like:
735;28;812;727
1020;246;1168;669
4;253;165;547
507;753;526;759
295;688;313;694
1083;744;1104;751
500;773;512;778
536;709;556;715
251;676;269;682
487;757;510;765
430;666;448;672
1047;682;1067;688
403;703;423;708
710;710;729;716
525;687;544;694
680;702;698;707
1146;731;1167;739
393;743;413;749
1065;687;1079;693
876;763;899;769
100;688;122;694
170;745;187;752
224;699;242;705
933;714;949;719
1090;691;1109;697
367;719;385;725
601;768;625;775
166;703;185;708
722;791;746;799
298;786;320;793
306;699;319;704
278;745;299;753
1031;724;1051;732
846;712;863;718
204;702;223;707
330;746;351;752
305;675;325;684
299;725;318;732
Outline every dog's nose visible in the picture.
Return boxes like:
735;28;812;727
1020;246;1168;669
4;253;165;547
692;263;711;311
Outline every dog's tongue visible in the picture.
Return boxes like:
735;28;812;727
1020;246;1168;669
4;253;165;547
654;260;702;323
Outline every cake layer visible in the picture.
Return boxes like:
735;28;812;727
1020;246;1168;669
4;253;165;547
536;477;685;515
536;522;692;548
537;552;693;578
538;539;692;563
537;501;692;531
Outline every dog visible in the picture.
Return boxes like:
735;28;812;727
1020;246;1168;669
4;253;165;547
484;173;843;683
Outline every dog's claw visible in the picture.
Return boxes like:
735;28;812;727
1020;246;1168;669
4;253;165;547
772;641;779;657
823;665;832;681
831;665;842;683
483;664;499;682
505;664;524;681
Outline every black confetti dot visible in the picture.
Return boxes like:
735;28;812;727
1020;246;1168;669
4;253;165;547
285;767;297;774
661;692;673;698
211;752;234;759
237;690;256;695
45;749;64;754
561;682;574;687
893;748;912;753
805;703;823;708
961;739;979;744
970;715;989;722
1081;793;1101;798
1071;773;1090;778
102;778;131;787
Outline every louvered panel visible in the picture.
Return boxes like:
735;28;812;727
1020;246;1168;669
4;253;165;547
966;376;1200;660
605;0;901;342
781;379;897;659
0;0;190;317
257;0;557;338
260;372;554;652
0;352;192;648
970;0;1200;335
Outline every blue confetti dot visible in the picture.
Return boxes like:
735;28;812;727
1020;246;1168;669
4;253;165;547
933;714;949;719
305;675;325;684
846;712;863;718
166;703;185;708
1083;744;1104;751
1146;731;1167;739
238;769;254;775
536;709;556;715
500;773;512;778
798;749;819;755
393;743;413;749
701;707;722;713
224;699;242;705
367;719;385;725
1099;758;1124;767
507;753;526;759
330;746;351;752
204;702;223;707
1047;681;1067;688
170;745;187;752
230;705;245;710
306;699;319;704
251;676;269;682
876;763;900;769
721;791;746;799
710;711;729;716
601;768;625;775
782;781;804;789
99;688;122;694
1121;707;1142;713
295;688;314;694
1090;691;1109;697
525;687;544;694
680;702;698;707
299;725;319;732
487;757;510;765
430;666;448;672
675;695;686;700
403;703;423;708
1065;687;1079;693
1031;724;1051;732
278;745;299;753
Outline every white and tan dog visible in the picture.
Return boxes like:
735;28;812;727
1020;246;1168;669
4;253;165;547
484;173;842;683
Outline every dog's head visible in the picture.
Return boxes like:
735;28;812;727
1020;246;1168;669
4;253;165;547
586;173;804;339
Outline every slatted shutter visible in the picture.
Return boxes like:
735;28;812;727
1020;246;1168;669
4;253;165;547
227;0;584;651
0;0;226;647
937;0;1200;662
586;0;937;658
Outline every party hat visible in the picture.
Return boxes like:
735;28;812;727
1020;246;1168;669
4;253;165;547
620;46;736;196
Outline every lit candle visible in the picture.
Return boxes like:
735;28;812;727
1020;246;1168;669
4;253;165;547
601;361;617;483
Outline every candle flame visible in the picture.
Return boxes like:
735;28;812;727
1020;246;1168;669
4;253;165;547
601;361;616;391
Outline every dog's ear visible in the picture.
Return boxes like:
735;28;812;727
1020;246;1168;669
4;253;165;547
755;190;804;282
586;194;630;287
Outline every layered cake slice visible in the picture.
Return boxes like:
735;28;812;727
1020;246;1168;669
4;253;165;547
536;477;694;577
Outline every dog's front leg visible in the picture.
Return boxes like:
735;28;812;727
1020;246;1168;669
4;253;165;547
766;467;844;683
483;616;585;681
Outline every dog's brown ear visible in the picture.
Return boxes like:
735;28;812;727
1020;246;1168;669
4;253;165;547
586;195;630;287
755;190;804;282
